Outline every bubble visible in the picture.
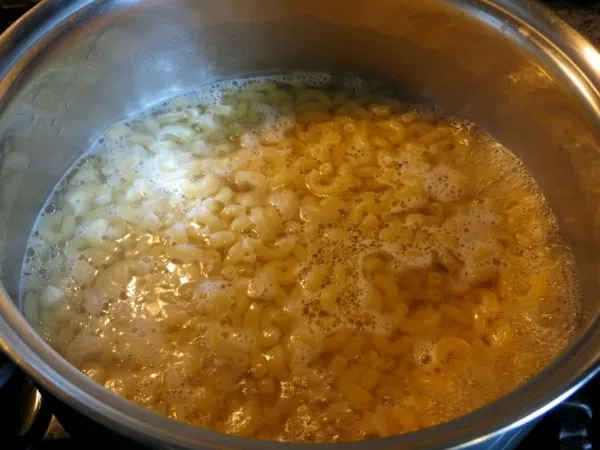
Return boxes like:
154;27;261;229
413;338;438;368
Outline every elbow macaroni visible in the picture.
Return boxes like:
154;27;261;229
23;77;578;443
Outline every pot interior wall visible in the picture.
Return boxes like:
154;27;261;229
0;0;599;332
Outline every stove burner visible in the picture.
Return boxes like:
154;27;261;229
1;353;52;449
558;400;593;449
518;380;598;450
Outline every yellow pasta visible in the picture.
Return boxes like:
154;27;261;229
339;374;372;410
39;212;76;245
23;78;578;443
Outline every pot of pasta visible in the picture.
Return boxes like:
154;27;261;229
0;0;599;449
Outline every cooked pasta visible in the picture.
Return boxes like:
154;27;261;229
22;75;579;442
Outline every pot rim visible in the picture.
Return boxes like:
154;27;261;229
0;1;599;449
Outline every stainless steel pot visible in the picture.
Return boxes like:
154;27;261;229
0;1;599;449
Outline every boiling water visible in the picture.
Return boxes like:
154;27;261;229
21;74;579;442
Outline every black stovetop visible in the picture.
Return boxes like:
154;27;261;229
1;0;39;28
1;1;599;449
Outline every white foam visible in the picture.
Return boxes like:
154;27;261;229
197;280;231;297
382;241;434;271
423;164;466;203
